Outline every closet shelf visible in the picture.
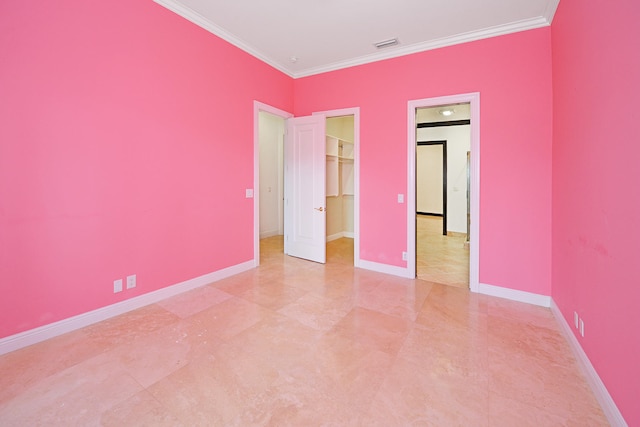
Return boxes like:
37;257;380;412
326;135;354;197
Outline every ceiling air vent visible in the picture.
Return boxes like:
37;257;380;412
373;38;399;49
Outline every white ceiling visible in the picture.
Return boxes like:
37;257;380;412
417;103;470;123
154;0;560;78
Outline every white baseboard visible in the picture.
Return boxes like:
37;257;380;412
358;259;413;278
0;260;255;356
551;299;628;427
478;282;551;307
260;230;280;239
327;232;344;242
327;232;354;242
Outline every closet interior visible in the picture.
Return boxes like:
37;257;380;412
325;115;355;242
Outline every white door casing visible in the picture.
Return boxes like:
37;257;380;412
284;114;327;263
408;93;480;292
312;107;360;268
253;101;293;266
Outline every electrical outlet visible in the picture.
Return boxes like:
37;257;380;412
114;279;123;293
126;274;136;289
579;319;585;337
574;312;579;329
402;251;408;261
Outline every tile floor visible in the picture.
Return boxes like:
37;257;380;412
0;237;608;426
417;215;470;288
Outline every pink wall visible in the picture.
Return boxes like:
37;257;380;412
294;29;553;295
3;0;635;419
551;0;640;424
0;0;293;338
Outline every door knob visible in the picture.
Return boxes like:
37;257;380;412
314;207;325;212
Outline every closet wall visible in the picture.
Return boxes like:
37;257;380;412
326;116;354;241
259;111;285;238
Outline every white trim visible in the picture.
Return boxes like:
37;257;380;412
260;230;280;239
478;283;551;307
358;260;413;279
153;0;291;76
253;101;293;267
295;18;550;78
312;107;361;268
542;0;561;24
551;300;628;427
327;232;355;242
327;232;344;242
0;261;254;356
153;0;553;79
407;93;480;292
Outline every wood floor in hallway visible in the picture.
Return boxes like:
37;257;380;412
417;215;470;289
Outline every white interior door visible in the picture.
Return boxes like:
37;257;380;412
284;115;326;263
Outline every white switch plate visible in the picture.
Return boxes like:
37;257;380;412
126;274;136;289
114;279;123;293
397;194;404;203
574;312;579;329
246;189;254;198
402;251;407;261
579;319;585;337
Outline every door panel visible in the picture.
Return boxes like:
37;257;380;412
284;115;326;263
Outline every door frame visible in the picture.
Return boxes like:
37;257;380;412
254;103;361;267
407;93;480;292
416;140;447;235
253;101;293;266
312;107;360;267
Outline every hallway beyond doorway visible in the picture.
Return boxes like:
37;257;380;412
416;215;469;288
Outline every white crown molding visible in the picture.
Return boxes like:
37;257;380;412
0;260;254;356
293;16;551;78
154;0;553;79
153;0;291;76
543;0;561;24
550;299;628;427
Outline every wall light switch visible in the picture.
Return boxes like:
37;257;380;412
397;194;404;204
246;189;254;198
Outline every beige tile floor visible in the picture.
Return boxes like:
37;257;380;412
417;215;470;288
0;237;608;426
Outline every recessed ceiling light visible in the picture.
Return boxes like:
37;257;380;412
439;109;455;116
289;56;299;63
373;38;399;49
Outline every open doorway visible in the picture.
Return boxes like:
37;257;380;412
253;102;291;265
325;115;356;265
407;93;479;292
258;110;286;241
417;140;447;235
254;103;360;267
415;104;470;288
